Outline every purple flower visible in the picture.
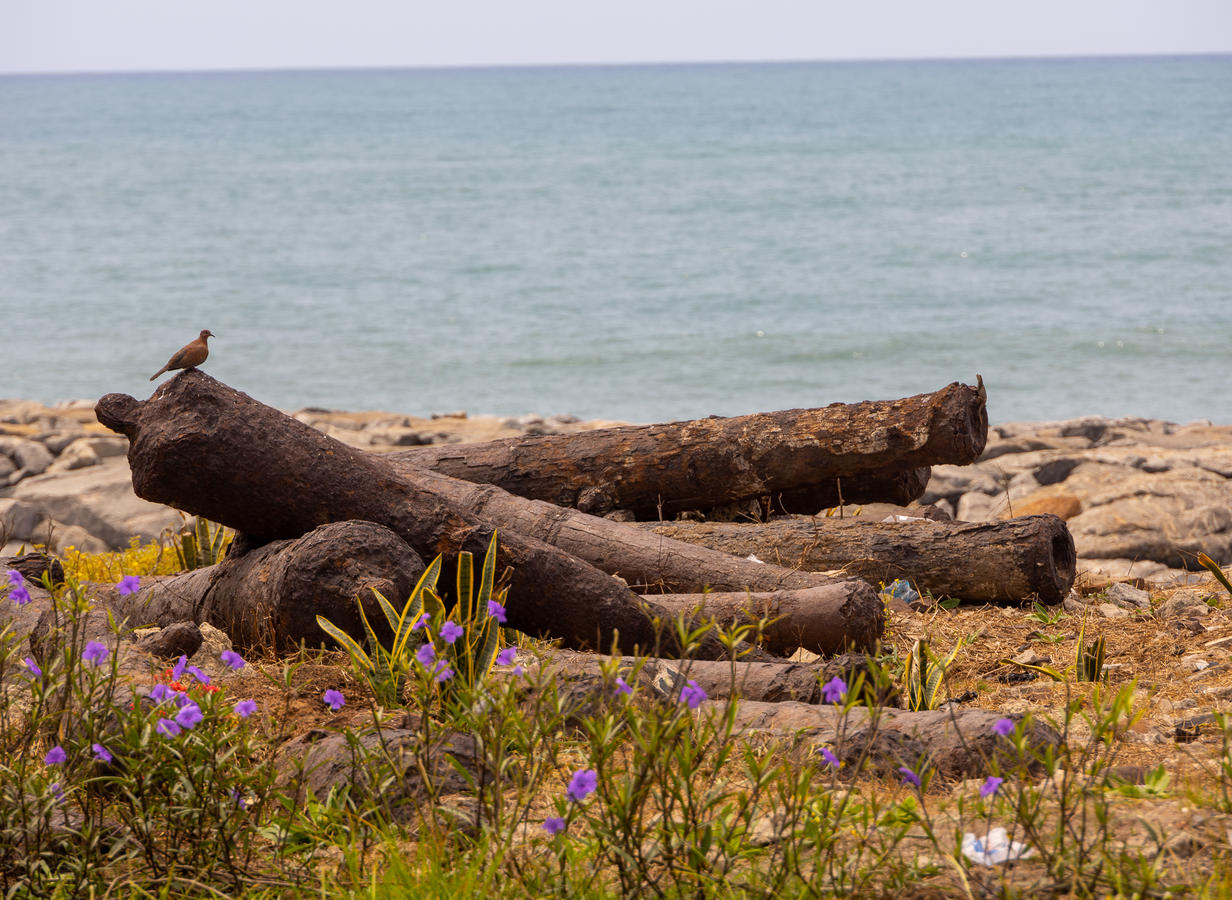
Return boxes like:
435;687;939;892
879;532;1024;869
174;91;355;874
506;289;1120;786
8;570;31;606
680;679;707;709
234;699;257;718
156;717;182;738
487;600;507;624
92;743;113;764
819;747;840;768
410;612;430;632
416;642;437;668
148;683;174;703
175;702;204;729
173;691;195;708
495;646;518;667
172;655;187;682
23;656;42;678
116;575;141;595
566;768;598;803
981;776;1004;799
220;649;246;669
49;782;65;803
440;620;464;644
614;676;633;696
898;766;921;788
992;718;1015;737
543;816;567;835
44;746;67;766
185;665;210;685
323;689;345;711
230;788;247;809
821;675;848;704
434;663;454;683
82;641;109;667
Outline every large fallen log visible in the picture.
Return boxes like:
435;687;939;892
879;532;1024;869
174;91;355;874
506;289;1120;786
92;521;427;651
645;586;888;655
393;380;987;518
95;373;881;655
642;514;1077;604
536;649;894;705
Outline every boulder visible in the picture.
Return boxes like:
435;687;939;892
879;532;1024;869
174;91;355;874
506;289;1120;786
0;437;54;480
46;439;101;473
3;457;182;550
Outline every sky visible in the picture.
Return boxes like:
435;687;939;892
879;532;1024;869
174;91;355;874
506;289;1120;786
2;0;1231;74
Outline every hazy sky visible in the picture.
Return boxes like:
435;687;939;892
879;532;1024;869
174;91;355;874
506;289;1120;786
3;0;1231;74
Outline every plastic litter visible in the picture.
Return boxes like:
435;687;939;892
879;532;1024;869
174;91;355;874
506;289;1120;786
962;827;1035;866
883;579;920;603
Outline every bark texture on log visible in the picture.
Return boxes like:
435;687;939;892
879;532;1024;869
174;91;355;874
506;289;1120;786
384;459;879;614
393;380;986;519
644;514;1077;604
539;649;893;705
99;522;427;651
96;373;863;655
645;585;886;656
203;521;428;651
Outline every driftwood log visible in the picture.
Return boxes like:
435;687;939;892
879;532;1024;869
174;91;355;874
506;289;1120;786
643;514;1077;604
394;379;987;518
645;586;886;656
95;372;883;655
93;521;427;651
537;649;894;705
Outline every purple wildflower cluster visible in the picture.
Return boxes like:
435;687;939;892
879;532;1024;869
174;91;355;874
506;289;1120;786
821;675;847;705
415;642;454;682
7;569;31;606
542;767;599;835
679;679;707;709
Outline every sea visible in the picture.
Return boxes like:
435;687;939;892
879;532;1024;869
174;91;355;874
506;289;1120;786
2;55;1230;426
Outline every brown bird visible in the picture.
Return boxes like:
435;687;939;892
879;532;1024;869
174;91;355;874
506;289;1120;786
149;329;214;381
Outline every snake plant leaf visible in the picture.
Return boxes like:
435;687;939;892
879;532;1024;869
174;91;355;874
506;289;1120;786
315;615;374;671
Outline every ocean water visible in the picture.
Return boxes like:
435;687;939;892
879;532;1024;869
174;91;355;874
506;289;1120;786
2;56;1230;425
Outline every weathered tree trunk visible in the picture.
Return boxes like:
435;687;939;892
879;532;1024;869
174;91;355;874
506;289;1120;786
645;585;889;656
98;521;427;651
394;380;987;518
537;649;895;705
95;372;880;655
643;514;1077;604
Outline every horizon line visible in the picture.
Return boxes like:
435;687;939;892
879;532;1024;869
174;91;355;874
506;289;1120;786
2;48;1229;79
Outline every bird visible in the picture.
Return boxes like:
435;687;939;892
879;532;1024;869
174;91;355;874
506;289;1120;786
149;329;214;381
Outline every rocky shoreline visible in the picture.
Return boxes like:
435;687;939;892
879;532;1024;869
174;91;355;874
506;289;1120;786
3;397;1230;594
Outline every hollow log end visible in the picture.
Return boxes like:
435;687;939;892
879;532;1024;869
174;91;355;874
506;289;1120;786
95;392;140;438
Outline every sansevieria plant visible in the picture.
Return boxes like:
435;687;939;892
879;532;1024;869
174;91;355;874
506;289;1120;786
315;531;508;706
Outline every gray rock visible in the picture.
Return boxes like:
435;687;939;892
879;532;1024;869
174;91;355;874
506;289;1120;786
0;437;54;478
4;457;182;550
1104;582;1151;611
956;491;1003;523
1157;590;1214;620
134;621;204;660
80;436;129;459
0;455;14;481
1096;602;1129;619
0;498;44;543
46;439;101;473
274;725;484;822
37;430;86;455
